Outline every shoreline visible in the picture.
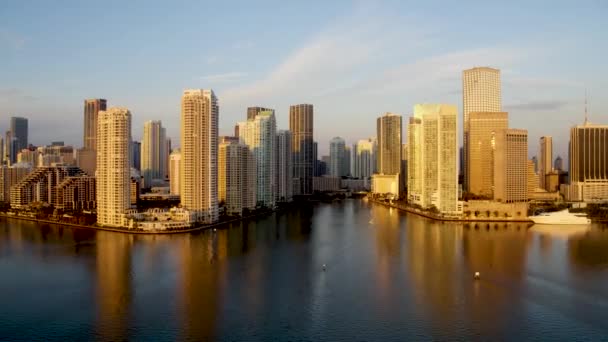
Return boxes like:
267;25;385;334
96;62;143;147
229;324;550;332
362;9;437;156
0;209;277;235
367;198;534;223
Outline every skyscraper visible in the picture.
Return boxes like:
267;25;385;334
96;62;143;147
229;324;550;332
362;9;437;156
237;110;277;207
83;99;107;151
539;136;553;191
9;117;28;152
290;104;314;195
353;138;375;179
218;140;256;215
566;121;608;201
180;89;219;224
169;149;181;196
468;111;508;197
493;129;528;203
344;145;351;178
277;130;293;202
554;155;563;172
408;104;458;214
376;113;402;175
141;120;167;188
329;137;346;177
130;141;141;171
462;67;501;191
96;107;132;227
247;106;272;121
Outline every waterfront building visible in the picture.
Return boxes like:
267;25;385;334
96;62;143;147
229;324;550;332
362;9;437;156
353;138;375;179
237;109;277;208
56;175;96;210
96;107;132;227
10;166;87;209
376;113;402;175
462;67;501;191
290;104;314;195
218;140;256;215
277;130;293;202
493;129;528;203
407;104;459;214
313;176;341;192
0;163;32;202
329;137;347;177
141;120;167;188
180;89;219;224
169;150;181;196
539;136;553;191
468;111;508;197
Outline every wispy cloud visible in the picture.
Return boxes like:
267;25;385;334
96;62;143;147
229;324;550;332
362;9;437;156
199;72;247;83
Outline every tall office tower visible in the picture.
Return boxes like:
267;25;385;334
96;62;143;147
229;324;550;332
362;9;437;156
313;141;318;167
401;143;408;190
96;107;132;227
329;137;346;177
5;131;18;164
83;99;107;150
539;136;553;191
218;140;256;215
180;89;219;224
247;106;272;121
169;149;181;196
554;155;563;172
9;117;28;152
493;129;528;203
237;110;277;207
130;141;141;171
290;104;314;195
141;120;167;188
344;145;351;177
531;156;538;173
468;111;508;197
376;113;402;175
353;139;375;179
164;138;171;179
462;67;501;191
277;130;293;202
567;121;608;201
527;160;539;199
407;104;458;214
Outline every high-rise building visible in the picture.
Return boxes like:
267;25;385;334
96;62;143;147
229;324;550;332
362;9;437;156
130;141;141;171
277;130;293;202
329;137;346;177
10;166;87;209
4;132;18;165
527;160;539;199
468;111;508;197
462;67;501;191
539;136;553;191
237;110;277;207
531;156;538;174
0;163;32;202
180;89;219;224
290;104;314;195
353;138;375;179
493;129;528;203
218;140;256;215
247;107;272;121
169;149;181;196
164;138;171;180
96;107;132;227
554;155;563;172
76;148;97;176
344;145;351;178
141;120;167;188
83;99;107;151
407;104;458;214
376;113;402;175
9;117;28;152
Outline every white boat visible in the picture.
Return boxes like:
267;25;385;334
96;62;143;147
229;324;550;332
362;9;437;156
529;209;591;225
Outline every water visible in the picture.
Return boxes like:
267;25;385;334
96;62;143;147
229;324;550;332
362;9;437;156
1;200;607;341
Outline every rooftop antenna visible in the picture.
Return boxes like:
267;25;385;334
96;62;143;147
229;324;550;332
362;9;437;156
584;89;588;125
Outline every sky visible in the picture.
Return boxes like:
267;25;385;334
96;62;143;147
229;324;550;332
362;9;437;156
1;0;607;158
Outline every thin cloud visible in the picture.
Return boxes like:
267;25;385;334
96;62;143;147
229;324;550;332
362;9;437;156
199;72;247;83
505;100;569;111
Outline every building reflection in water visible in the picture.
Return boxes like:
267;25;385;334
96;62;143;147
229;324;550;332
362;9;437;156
95;231;133;341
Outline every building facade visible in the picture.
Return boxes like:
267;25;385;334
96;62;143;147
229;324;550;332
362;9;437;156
0;163;31;203
9;116;29;153
353;138;375;179
10;166;87;209
290;104;314;195
468;111;508;197
169;150;181;196
277;130;293;202
462;67;501;191
56;176;97;210
566;122;608;202
539;136;553;191
96;107;132;227
329;137;346;177
493;129;528;203
180;89;219;224
218;141;256;215
141;120;167;188
376;113;402;175
84;99;107;151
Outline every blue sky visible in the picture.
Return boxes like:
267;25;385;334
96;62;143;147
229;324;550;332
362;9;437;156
1;0;607;158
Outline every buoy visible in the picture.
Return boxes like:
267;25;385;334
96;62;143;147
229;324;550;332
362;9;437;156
322;264;327;271
474;272;480;280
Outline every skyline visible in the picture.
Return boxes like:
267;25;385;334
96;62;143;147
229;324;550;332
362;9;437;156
1;1;607;157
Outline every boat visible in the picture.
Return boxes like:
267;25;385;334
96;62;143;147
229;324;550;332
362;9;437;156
529;209;591;225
